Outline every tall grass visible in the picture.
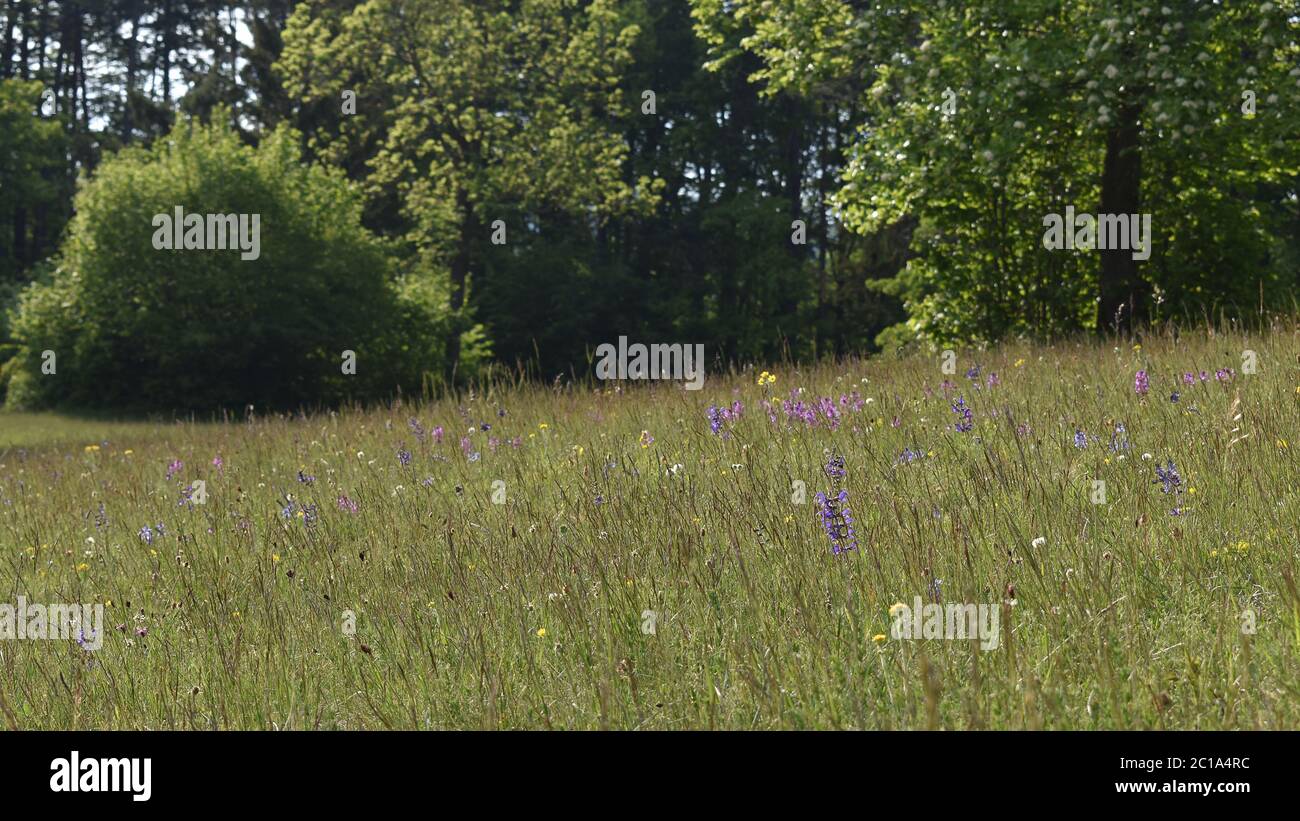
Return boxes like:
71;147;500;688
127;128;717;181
2;320;1299;729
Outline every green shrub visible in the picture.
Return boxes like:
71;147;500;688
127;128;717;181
6;116;463;411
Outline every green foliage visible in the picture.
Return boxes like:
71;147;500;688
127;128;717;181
0;79;70;283
5;115;456;411
697;0;1300;344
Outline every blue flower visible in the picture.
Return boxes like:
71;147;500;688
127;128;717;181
814;489;859;555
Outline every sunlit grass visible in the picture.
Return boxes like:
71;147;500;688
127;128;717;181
1;320;1299;729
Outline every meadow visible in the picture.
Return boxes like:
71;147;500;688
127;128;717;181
1;320;1299;730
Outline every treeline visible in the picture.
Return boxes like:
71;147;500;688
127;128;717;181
1;1;1297;411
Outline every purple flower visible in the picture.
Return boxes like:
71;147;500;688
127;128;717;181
138;524;154;545
1073;430;1087;449
1154;459;1182;494
824;455;846;481
1109;423;1130;452
814;489;859;555
432;426;445;444
1170;391;1180;403
397;447;412;466
1134;370;1149;397
297;470;315;484
166;459;183;481
897;448;923;465
951;397;973;432
409;418;425;442
1215;368;1235;383
706;405;725;435
986;372;1000;388
337;494;358;513
1182;372;1195;386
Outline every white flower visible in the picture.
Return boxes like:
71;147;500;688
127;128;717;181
1142;452;1153;460
1031;537;1047;549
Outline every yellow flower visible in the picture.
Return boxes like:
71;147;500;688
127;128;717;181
124;449;134;456
76;563;89;572
1014;358;1025;368
272;553;281;563
538;423;549;430
83;445;100;453
536;628;547;638
757;371;777;386
1277;439;1288;450
872;634;887;644
888;602;908;618
1188;487;1196;495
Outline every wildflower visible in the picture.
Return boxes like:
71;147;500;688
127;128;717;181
986;372;1000;388
639;430;654;449
297;470;315;484
536;628;547;638
814;489;859;555
1169;391;1180;403
1031;536;1046;549
337;494;358;513
1183;372;1195;385
872;634;887;644
1014;358;1025;368
1073;430;1087;449
706;405;725;435
757;371;777;386
1153;459;1182;494
897;448;923;465
951;397;973;432
1134;370;1149;396
397;447;412;466
432;426;445;444
1215;367;1235;382
166;459;183;481
824;455;847;481
138;525;154;545
889;603;908;618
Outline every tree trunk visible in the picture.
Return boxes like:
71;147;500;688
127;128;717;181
1097;100;1146;334
445;187;475;382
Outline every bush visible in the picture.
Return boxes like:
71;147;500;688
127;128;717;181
5;116;461;411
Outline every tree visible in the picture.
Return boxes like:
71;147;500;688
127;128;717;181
695;0;1300;343
278;0;656;379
